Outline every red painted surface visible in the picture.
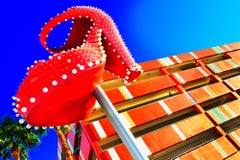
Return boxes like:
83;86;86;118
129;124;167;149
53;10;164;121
15;6;142;126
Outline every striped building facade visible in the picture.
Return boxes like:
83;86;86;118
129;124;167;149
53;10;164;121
58;42;240;160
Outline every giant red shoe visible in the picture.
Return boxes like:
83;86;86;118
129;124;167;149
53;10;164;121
14;6;142;126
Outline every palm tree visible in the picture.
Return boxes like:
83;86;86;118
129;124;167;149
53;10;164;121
54;126;74;160
0;115;47;160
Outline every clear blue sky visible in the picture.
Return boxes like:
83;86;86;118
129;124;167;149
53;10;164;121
1;0;240;159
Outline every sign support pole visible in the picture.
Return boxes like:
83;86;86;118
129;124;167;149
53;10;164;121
93;86;148;160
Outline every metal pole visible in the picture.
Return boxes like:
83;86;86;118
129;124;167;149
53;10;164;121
93;86;148;160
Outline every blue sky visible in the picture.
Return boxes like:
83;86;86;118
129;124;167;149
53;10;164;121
1;0;240;159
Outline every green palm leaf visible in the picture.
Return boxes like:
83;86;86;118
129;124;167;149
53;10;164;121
0;115;48;160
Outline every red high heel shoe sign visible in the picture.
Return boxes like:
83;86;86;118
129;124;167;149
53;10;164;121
14;6;142;127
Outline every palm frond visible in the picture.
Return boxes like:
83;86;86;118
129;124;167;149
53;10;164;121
0;115;48;160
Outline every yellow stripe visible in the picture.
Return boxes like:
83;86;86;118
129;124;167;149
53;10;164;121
123;112;136;128
203;86;216;98
158;57;174;66
119;112;135;128
223;104;238;118
118;86;133;100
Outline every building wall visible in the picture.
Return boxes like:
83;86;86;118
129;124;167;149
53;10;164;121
58;42;240;160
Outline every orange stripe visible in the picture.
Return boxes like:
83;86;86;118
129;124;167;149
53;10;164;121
127;75;176;97
227;42;240;50
225;152;240;160
178;136;236;160
188;88;212;103
142;126;182;154
105;89;126;104
176;114;214;139
140;60;162;71
164;93;195;112
176;53;194;62
224;75;240;91
226;50;240;59
193;48;216;58
213;136;237;158
114;145;132;160
228;128;240;147
128;102;168;126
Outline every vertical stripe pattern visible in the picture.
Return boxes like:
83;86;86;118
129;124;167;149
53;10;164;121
107;148;121;160
196;66;209;77
211;140;228;158
173;73;186;84
189;52;198;59
118;86;133;100
158;100;172;115
203;86;216;98
171;124;186;141
211;46;225;54
65;42;240;159
136;137;152;156
92;121;107;139
207;63;222;73
158;57;175;66
172;55;182;63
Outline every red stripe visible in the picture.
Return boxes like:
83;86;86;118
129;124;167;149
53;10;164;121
193;48;216;58
173;53;194;62
140;60;162;71
105;89;126;104
127;75;176;97
115;145;133;159
128;102;168;126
